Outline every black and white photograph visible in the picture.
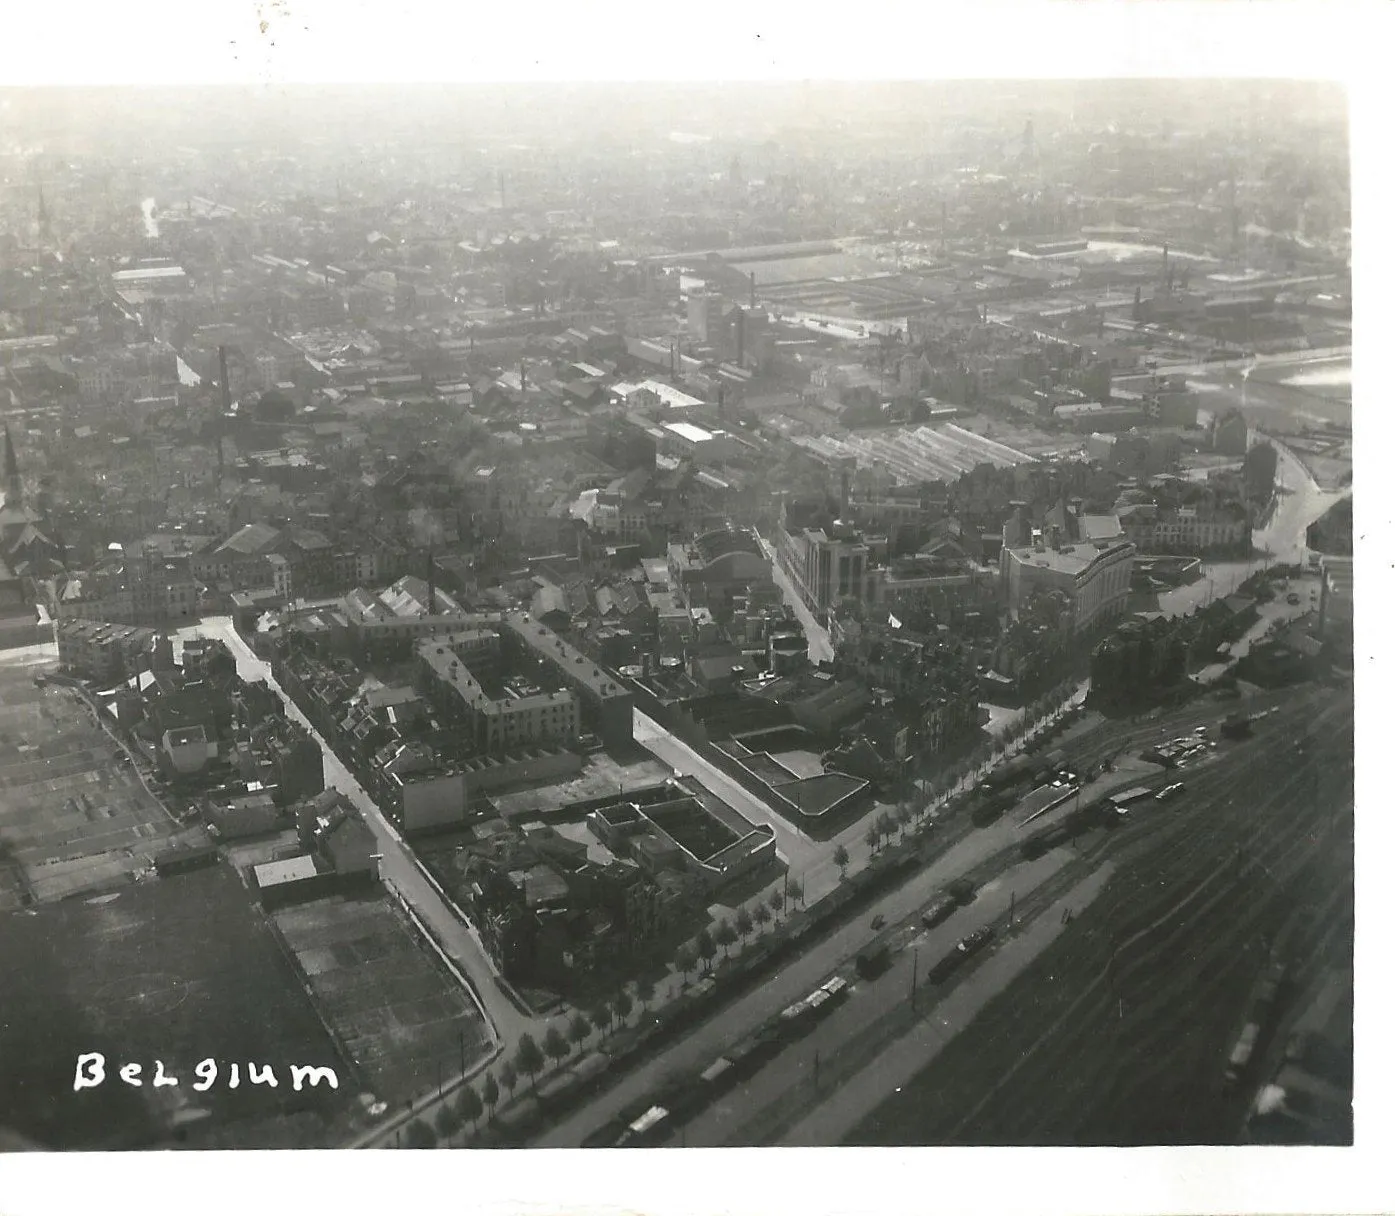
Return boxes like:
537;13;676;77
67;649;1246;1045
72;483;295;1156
0;1;1386;1212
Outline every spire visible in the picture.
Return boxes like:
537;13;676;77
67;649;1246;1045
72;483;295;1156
3;424;20;505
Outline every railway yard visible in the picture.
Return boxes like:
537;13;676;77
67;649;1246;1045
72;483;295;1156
846;683;1353;1146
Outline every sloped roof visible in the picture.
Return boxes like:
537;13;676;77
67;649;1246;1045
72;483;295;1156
215;522;281;556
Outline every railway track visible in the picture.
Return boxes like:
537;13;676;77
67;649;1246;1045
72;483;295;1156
870;690;1351;1145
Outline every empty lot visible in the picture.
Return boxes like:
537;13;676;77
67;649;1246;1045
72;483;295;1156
274;894;494;1106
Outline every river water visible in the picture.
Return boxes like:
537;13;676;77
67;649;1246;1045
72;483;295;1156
1281;360;1351;390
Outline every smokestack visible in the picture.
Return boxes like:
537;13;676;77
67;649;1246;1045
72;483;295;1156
425;548;435;614
718;386;726;417
670;343;676;376
519;360;527;394
749;273;756;308
736;308;745;366
840;467;851;514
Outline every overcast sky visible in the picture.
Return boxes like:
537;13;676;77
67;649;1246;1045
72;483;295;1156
0;1;1386;88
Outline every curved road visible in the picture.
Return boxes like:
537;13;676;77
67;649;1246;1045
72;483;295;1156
1154;435;1347;618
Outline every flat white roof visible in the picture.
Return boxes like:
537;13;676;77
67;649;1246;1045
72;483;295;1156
254;855;320;887
638;380;704;409
663;420;715;444
112;266;187;281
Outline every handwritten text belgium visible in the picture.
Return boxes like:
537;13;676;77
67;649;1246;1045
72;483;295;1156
73;1054;339;1092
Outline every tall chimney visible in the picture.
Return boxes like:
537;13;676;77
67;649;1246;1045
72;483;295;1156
735;308;745;366
717;386;726;417
519;361;527;394
749;273;756;308
425;548;435;614
840;467;851;515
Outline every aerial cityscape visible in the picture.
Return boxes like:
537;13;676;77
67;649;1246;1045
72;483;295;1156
0;77;1353;1151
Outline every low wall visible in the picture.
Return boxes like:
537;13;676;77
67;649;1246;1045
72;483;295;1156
464;749;584;795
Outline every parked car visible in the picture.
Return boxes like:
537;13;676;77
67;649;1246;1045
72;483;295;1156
1155;782;1185;802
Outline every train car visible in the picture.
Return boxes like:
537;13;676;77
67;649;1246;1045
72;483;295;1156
778;998;815;1038
928;925;997;985
921;894;959;929
717;1036;765;1083
699;1056;734;1090
1225;958;1287;1085
819;975;850;1004
615;1104;671;1148
1226;1022;1261;1083
1109;786;1155;812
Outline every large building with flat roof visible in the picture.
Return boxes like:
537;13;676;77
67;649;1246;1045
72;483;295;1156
417;630;581;754
659;420;739;462
666;527;771;608
501;611;634;749
1000;537;1135;634
775;522;878;614
55;618;156;683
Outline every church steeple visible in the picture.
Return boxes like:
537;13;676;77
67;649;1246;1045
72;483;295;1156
4;424;22;506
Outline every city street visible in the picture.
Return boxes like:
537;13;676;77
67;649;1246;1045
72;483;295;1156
754;532;835;665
